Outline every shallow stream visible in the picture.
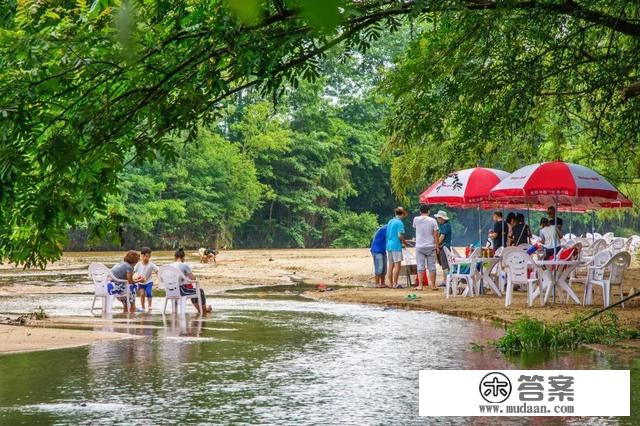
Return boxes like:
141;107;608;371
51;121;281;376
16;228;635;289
0;262;637;424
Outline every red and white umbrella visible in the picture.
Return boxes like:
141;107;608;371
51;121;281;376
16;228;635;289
420;167;509;252
489;161;623;209
420;167;510;206
600;193;633;209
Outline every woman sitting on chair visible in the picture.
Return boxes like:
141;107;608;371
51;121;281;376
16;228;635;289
171;248;213;314
109;250;139;313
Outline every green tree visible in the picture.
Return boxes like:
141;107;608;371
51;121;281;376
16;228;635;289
0;0;409;264
328;211;379;248
104;130;263;248
383;3;640;198
3;0;640;264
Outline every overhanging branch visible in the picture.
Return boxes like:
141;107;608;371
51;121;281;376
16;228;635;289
621;81;640;100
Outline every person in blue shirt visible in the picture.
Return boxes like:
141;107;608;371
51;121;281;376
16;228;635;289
386;206;409;288
370;225;388;288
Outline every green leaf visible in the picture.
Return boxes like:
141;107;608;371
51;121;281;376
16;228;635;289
226;0;262;25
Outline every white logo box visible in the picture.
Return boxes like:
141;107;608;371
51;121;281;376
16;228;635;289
419;370;630;417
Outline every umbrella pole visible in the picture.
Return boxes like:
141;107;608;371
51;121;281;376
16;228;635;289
591;210;596;243
478;206;482;250
569;208;573;236
553;199;558;303
478;205;484;295
501;206;505;248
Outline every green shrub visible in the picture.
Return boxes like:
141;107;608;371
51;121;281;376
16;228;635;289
492;312;639;353
29;306;49;320
328;211;379;248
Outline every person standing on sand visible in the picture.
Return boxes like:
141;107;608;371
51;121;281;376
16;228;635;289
370;224;388;288
489;211;508;251
386;207;409;288
413;204;439;291
505;212;516;247
434;210;451;287
511;213;532;246
547;206;563;234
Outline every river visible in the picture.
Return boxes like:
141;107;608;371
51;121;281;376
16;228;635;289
0;288;637;424
0;259;638;424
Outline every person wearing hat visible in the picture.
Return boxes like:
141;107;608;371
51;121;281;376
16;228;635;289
435;210;452;287
386;206;409;288
413;204;440;290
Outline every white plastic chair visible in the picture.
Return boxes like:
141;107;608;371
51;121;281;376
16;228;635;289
500;246;528;294
502;250;543;307
584;251;631;308
602;232;614;244
444;247;480;298
608;237;626;253
580;238;607;263
576;237;592;248
573;250;611;302
625;235;640;254
89;262;131;313
563;233;577;241
159;265;202;315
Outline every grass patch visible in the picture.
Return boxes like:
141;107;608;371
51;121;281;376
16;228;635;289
29;306;49;320
492;312;640;354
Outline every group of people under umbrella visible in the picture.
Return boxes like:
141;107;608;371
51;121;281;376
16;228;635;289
421;161;632;243
381;160;633;307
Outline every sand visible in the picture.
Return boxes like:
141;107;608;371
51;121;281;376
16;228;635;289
0;248;638;354
308;287;640;328
0;324;135;354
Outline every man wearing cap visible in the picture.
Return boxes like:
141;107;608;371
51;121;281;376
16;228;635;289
413;204;440;290
435;210;451;287
386;207;409;288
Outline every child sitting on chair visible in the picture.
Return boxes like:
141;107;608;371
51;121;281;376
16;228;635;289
134;247;158;312
110;250;139;313
171;248;213;315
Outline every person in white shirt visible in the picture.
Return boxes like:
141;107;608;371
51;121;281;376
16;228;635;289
539;217;561;259
413;204;440;290
133;247;159;312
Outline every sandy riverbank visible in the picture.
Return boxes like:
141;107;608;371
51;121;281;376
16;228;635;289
200;248;640;328
0;248;639;353
308;286;640;328
0;323;135;354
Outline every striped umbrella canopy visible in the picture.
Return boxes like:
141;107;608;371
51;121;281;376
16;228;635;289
420;167;510;206
489;161;627;209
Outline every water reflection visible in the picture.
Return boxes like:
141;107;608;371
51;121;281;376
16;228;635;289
0;297;637;425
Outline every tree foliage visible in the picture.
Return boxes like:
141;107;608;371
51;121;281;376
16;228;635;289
86;129;264;249
2;0;640;264
383;2;640;199
328;211;379;248
229;81;394;248
0;0;410;265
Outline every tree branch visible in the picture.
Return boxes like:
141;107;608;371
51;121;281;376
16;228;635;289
621;81;640;100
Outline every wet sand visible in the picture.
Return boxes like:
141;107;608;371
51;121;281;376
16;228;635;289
0;248;639;353
308;286;640;328
0;324;135;354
